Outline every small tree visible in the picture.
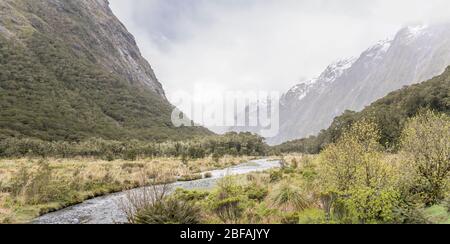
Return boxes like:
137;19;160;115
318;119;400;223
400;111;450;205
319;119;397;192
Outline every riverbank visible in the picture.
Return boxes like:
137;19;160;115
0;156;260;223
32;159;281;224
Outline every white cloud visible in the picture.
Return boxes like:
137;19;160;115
109;0;450;125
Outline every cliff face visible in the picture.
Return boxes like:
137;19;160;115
0;0;165;96
0;0;210;141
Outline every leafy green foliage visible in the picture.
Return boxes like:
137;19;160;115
318;120;401;223
399;111;450;205
244;184;269;202
0;132;267;159
209;177;247;223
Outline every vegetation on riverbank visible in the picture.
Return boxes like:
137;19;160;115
0;110;448;224
0;132;267;160
127;111;449;224
0;155;255;223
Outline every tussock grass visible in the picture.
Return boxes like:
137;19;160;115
0;155;253;223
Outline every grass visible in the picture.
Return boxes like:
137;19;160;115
0;155;254;223
168;153;449;224
424;205;450;224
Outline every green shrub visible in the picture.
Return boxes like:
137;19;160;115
423;205;450;224
209;177;246;223
132;198;202;224
269;171;283;183
245;184;268;202
298;208;327;224
173;189;210;202
281;212;300;224
333;187;400;224
211;196;246;223
392;199;430;224
24;160;53;204
400;111;450;205
291;158;299;169
272;183;312;212
9;163;31;197
177;174;203;182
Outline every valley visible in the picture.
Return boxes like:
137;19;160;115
0;0;448;225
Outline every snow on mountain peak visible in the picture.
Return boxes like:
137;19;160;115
285;79;316;101
318;57;357;84
406;25;428;36
397;24;430;43
364;39;392;60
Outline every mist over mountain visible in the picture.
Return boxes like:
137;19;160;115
231;23;450;145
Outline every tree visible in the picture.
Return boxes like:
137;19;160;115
400;111;450;205
318;119;400;223
319;119;396;192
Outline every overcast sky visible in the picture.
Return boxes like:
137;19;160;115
109;0;450;105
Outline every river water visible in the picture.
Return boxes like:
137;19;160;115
32;159;281;224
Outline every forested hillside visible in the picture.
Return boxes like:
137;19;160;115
274;66;450;154
0;0;210;142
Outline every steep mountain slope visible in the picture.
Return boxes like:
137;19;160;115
0;0;210;141
266;24;450;145
273;66;450;154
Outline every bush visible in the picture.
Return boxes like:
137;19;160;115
177;174;203;182
392;199;430;224
209;177;246;223
318;119;396;191
24;160;53;204
400;111;450;205
318;120;401;223
211;197;245;222
298;208;327;224
8;160;74;205
132;197;202;224
173;189;210;202
334;187;400;224
281;212;301;224
269;171;283;183
271;182;313;212
423;205;450;224
245;184;268;202
9;163;31;197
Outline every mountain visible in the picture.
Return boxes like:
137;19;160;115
273;65;450;154
0;0;210;141
230;23;450;145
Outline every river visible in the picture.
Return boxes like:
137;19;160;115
32;159;281;224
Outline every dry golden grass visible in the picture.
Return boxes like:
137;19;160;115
0;155;255;223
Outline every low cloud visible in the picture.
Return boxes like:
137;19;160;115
109;0;450;125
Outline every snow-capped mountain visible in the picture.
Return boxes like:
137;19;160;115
229;23;450;145
282;58;357;104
